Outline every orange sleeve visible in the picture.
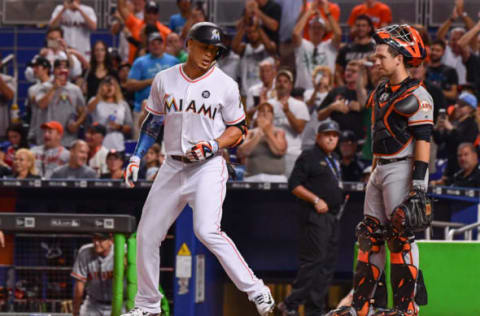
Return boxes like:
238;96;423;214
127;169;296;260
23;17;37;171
380;4;392;25
329;3;340;21
156;21;172;40
348;5;361;26
125;13;140;34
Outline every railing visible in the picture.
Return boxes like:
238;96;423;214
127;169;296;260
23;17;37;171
447;221;480;241
423;220;465;240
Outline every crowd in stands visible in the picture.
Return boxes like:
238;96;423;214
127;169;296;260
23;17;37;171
0;0;480;188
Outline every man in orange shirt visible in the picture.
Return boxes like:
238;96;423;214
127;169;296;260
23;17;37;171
348;0;392;29
302;0;340;41
117;0;171;63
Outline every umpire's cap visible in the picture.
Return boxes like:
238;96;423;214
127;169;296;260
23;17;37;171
317;120;340;134
187;22;226;59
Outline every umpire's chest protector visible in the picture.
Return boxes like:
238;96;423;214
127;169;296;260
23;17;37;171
371;78;422;156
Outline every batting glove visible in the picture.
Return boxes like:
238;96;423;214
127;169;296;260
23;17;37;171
186;140;219;162
124;155;140;188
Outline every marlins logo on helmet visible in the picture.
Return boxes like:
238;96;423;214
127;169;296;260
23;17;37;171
211;29;220;41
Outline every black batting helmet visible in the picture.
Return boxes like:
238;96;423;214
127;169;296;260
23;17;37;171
187;22;227;59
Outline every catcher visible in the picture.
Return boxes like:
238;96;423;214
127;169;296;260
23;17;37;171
327;24;433;316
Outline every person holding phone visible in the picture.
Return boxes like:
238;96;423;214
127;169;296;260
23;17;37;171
245;57;277;120
49;0;97;61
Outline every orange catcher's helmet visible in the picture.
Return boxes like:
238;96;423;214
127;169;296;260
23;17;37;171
373;24;426;67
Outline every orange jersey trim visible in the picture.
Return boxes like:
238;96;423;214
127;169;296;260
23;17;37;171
179;64;215;83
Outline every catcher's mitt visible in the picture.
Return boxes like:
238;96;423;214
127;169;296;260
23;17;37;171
391;189;432;232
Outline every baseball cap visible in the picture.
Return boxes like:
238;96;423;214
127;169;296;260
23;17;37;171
32;56;51;69
277;69;294;83
148;32;164;43
145;0;159;13
340;130;357;142
92;233;112;240
317;120;340;134
458;92;478;109
88;123;106;136
41;121;64;135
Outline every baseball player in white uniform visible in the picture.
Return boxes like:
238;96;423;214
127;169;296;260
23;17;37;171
328;25;433;316
123;22;274;316
71;233;114;316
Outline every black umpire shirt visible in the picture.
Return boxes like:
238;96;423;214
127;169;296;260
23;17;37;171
446;163;480;187
289;145;344;213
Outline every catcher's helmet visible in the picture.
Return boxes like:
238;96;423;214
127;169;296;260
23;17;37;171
373;24;426;67
187;22;227;59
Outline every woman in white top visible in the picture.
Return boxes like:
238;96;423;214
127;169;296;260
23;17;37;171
88;76;133;152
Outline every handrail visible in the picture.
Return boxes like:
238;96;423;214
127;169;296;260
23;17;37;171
447;221;480;241
424;221;464;240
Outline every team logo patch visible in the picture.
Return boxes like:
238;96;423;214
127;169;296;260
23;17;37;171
420;101;432;112
379;92;390;102
211;29;220;41
202;90;210;98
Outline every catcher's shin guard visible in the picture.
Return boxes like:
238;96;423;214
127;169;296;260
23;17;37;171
386;227;427;315
352;216;385;316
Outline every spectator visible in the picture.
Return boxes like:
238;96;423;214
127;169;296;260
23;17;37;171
292;0;341;90
335;15;375;86
457;20;480;97
242;0;282;44
85;123;109;177
433;92;479;177
217;29;241;82
169;0;191;34
0;124;28;168
179;3;207;41
245;57;277;118
426;39;459;105
278;120;344;316
100;150;125;180
36;59;87;147
274;0;302;69
436;0;475;85
347;0;392;29
25;27;83;83
88;76;134;152
118;63;135;110
301;0;341;43
126;33;178;138
237;102;287;182
268;70;310;176
27;56;51;145
49;0;97;60
31;121;70;178
71;233;114;316
339;130;365;182
117;0;171;63
111;0;143;63
233;18;276;97
165;32;188;63
140;143;163;181
51;140;96;179
11;149;41;180
85;41;117;101
0;72;15;140
431;142;480;187
302;65;334;150
130;0;145;19
318;60;366;140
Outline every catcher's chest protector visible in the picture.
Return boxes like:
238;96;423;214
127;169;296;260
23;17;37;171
372;78;421;156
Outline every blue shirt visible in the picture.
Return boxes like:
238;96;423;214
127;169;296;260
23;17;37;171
128;53;179;112
169;14;187;34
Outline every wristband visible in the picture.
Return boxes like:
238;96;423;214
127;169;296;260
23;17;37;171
412;160;428;181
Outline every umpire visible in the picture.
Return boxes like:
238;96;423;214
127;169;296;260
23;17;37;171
278;120;345;316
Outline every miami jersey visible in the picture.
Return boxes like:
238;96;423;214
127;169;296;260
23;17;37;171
146;64;245;155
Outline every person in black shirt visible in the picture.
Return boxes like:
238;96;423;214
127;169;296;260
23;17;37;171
339;130;365;182
426;39;459;105
431;142;480;187
277;120;344;316
335;15;375;86
433;91;479;177
243;0;282;44
318;60;366;140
